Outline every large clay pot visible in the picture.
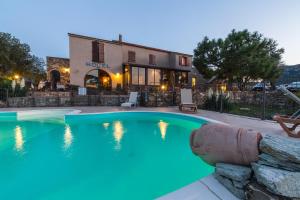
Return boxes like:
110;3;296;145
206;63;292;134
190;124;262;166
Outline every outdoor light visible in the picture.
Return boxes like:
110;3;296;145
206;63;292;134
116;73;120;78
221;84;227;93
14;74;20;80
63;68;70;73
161;85;166;90
103;77;108;83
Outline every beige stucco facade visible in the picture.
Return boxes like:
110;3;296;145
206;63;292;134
69;36;123;88
68;33;193;89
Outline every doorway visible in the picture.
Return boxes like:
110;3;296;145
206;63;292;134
84;69;112;92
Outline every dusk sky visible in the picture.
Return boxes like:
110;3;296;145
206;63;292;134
1;0;300;65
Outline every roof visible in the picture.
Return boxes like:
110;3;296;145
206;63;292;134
46;56;70;61
68;33;192;57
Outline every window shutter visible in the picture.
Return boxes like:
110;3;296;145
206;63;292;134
149;54;152;65
185;57;189;66
92;41;99;62
149;54;156;65
99;43;104;63
128;51;136;63
179;56;182;65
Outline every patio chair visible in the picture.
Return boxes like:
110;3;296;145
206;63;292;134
121;92;138;108
273;85;300;138
179;89;197;113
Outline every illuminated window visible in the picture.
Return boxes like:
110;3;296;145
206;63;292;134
192;77;196;87
148;69;161;85
132;67;145;85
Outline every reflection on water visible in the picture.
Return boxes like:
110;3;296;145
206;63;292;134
64;125;73;150
158;120;168;140
103;122;110;130
15;126;24;152
113;121;124;150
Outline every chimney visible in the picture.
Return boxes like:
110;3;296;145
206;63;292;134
118;34;122;43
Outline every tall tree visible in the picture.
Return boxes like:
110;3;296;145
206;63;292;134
193;29;284;88
0;32;46;85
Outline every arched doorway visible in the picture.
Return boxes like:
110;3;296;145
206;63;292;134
84;69;112;92
50;70;61;90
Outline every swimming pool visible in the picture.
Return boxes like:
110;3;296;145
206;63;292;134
0;110;213;200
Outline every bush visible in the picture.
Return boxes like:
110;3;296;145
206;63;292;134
0;78;12;88
10;84;27;97
203;93;232;112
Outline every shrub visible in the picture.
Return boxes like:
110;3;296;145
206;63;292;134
203;93;232;112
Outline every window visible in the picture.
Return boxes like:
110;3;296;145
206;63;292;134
92;41;99;62
92;41;104;63
131;67;145;85
175;71;188;86
149;54;156;65
162;70;175;88
148;69;161;85
128;51;136;63
99;43;104;63
179;56;188;66
192;77;196;87
124;65;130;87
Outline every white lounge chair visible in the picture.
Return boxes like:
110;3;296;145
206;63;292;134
179;89;197;113
121;92;138;108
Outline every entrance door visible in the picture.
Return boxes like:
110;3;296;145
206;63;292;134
84;69;112;93
50;70;61;90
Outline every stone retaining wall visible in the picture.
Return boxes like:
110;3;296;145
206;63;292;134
8;90;291;108
140;90;206;107
7;95;129;107
7;90;206;108
28;91;73;97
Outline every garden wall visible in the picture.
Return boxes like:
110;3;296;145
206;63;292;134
6;90;294;109
7;95;128;107
7;90;206;108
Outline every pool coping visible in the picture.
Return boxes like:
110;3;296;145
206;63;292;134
157;175;239;200
65;110;229;126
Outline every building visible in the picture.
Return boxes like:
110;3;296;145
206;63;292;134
46;57;70;90
47;33;201;92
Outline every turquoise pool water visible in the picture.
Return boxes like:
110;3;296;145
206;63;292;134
0;110;213;200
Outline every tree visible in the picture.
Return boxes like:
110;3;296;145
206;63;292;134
193;29;284;88
0;32;46;86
